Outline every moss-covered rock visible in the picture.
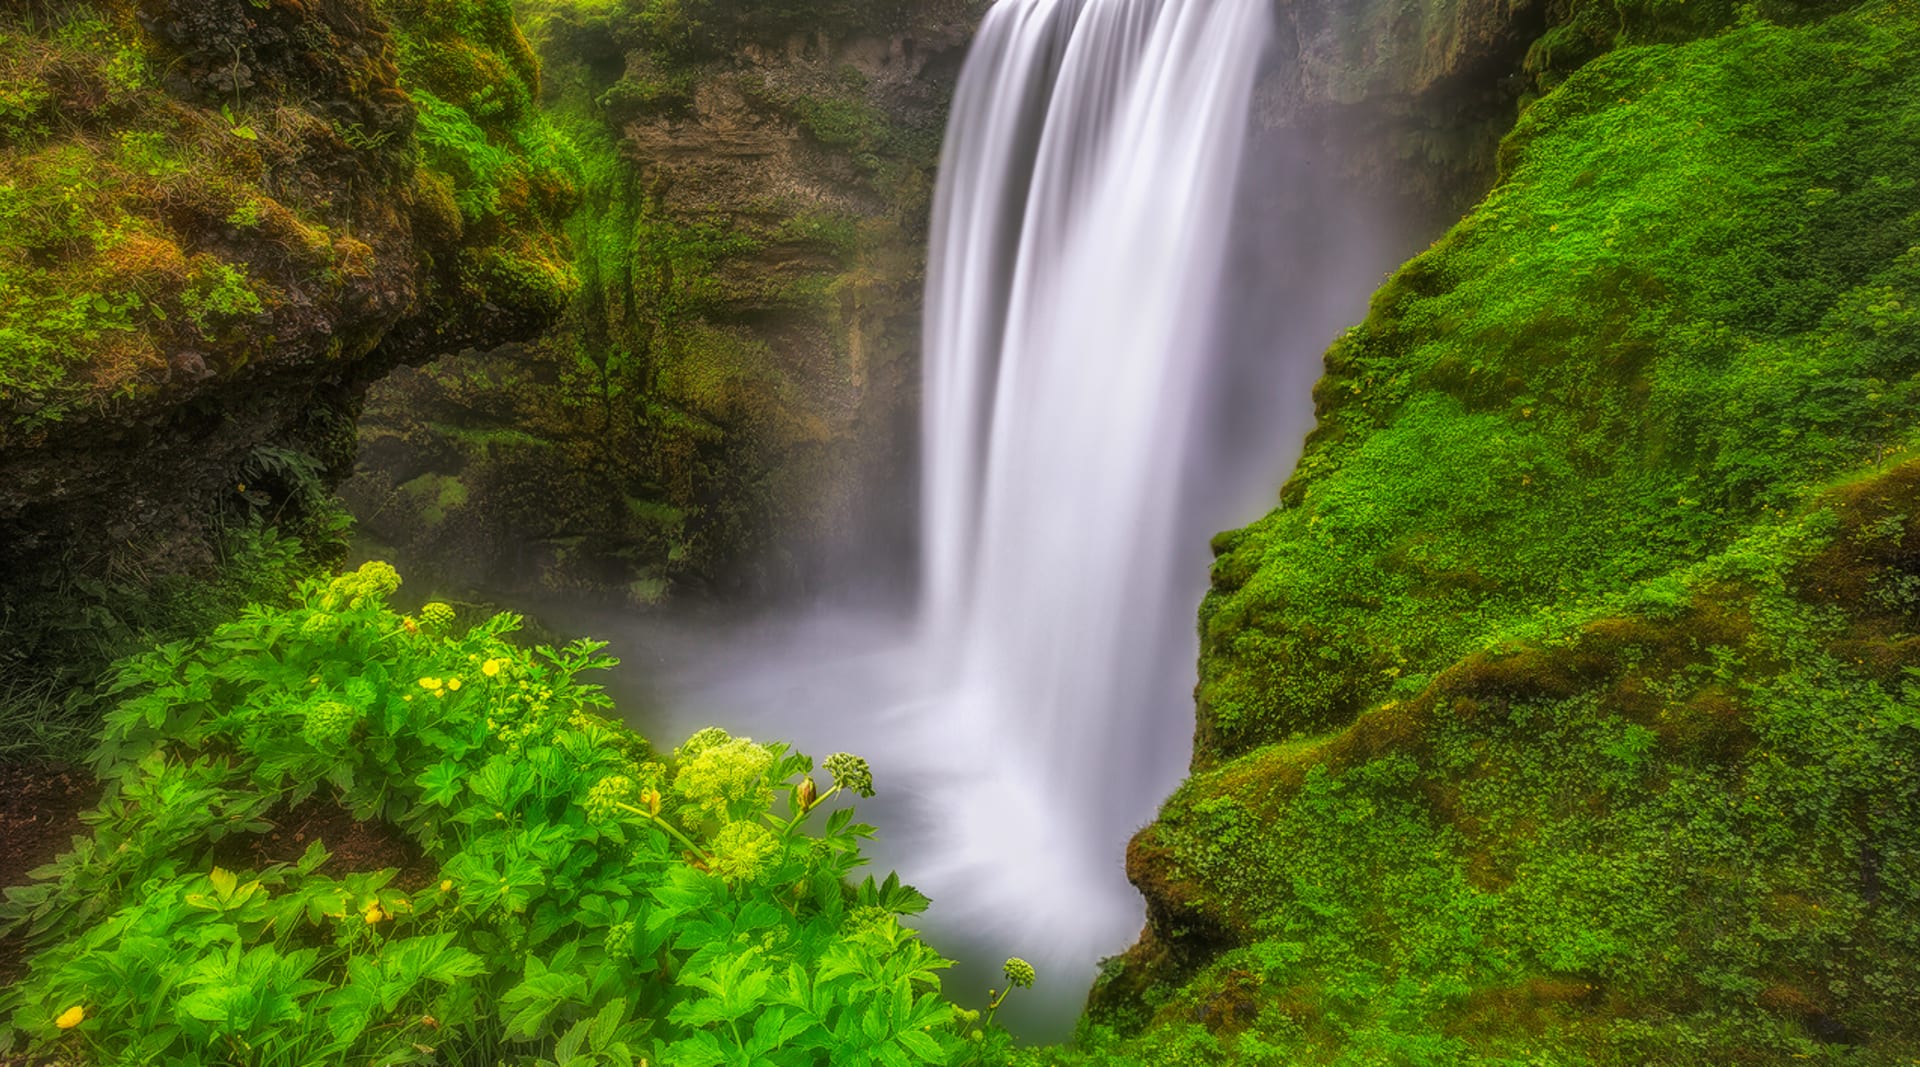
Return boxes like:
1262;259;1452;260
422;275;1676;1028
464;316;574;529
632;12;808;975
0;0;574;710
1062;2;1920;1063
344;0;980;603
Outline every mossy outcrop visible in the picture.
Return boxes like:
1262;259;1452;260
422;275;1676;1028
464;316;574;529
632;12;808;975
342;0;979;604
1061;2;1920;1063
0;0;575;700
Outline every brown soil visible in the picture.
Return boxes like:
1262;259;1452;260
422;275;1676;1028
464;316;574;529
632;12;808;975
215;793;438;891
0;762;98;987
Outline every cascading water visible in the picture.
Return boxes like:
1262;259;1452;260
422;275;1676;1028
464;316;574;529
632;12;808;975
915;0;1273;961
603;0;1405;1035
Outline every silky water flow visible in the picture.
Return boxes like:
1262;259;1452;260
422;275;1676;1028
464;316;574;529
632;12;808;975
599;0;1407;1035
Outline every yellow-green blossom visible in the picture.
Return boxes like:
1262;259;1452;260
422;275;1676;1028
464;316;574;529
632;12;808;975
707;820;779;882
674;726;733;762
322;561;401;609
673;737;774;817
302;701;357;747
585;775;636;823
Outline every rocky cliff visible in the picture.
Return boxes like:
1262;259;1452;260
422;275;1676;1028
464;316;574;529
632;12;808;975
0;0;575;693
342;0;982;605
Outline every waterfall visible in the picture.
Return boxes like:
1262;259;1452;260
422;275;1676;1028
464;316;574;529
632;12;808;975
915;0;1272;966
614;0;1402;1032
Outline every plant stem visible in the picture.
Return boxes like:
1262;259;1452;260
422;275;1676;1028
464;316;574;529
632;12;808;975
616;801;709;861
781;784;842;835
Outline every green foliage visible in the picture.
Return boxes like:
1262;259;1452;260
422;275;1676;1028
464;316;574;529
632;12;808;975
1198;3;1920;757
181;260;265;333
0;563;1009;1065
618;0;928;61
0;515;337;763
413;88;534;223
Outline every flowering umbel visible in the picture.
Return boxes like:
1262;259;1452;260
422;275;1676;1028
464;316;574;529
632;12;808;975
1003;957;1036;989
419;602;456;631
673;736;775;817
302;701;357;747
674;726;733;761
823;752;875;798
707;821;779;883
585;775;636;823
322;561;401;609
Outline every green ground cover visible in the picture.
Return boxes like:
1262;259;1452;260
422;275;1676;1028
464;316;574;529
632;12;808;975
1;563;1031;1066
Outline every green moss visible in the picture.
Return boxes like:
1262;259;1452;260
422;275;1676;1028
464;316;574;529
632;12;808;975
1198;6;1920;760
0;0;577;430
1070;2;1920;1063
398;473;470;529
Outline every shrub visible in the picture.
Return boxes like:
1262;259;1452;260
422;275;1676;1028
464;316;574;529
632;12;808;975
0;562;1006;1065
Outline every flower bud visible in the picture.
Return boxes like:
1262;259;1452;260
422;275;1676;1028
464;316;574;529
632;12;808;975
1003;957;1036;989
823;752;874;798
604;920;636;956
796;776;818;813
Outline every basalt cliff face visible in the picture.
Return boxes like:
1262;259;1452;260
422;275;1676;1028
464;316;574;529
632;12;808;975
342;0;982;605
0;0;575;682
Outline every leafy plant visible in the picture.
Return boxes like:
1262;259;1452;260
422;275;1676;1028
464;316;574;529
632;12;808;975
180;260;264;332
0;562;1011;1065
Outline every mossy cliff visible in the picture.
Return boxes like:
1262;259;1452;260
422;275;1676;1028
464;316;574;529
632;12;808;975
344;0;979;604
1063;1;1920;1063
0;0;575;692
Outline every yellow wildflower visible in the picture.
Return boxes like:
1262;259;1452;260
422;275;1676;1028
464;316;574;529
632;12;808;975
482;658;503;677
447;678;462;691
55;1005;84;1029
364;900;388;924
418;677;440;690
440;879;453;893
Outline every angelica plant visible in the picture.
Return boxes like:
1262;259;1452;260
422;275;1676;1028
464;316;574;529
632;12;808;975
0;562;1007;1067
